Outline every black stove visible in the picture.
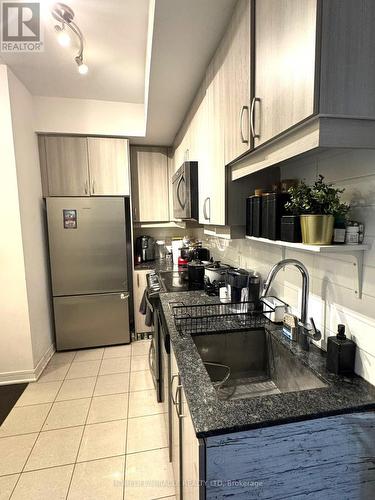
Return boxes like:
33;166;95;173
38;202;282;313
145;270;190;406
146;270;190;296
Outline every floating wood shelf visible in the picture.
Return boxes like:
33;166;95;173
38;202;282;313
245;236;370;299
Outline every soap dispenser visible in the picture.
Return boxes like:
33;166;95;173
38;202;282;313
326;324;356;375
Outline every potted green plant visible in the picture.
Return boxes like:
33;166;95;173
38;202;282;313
285;175;349;245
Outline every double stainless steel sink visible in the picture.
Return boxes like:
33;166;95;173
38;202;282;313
192;328;327;401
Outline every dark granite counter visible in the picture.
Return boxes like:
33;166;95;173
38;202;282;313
134;260;173;272
159;291;375;438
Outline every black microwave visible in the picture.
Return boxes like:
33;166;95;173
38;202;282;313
172;161;198;220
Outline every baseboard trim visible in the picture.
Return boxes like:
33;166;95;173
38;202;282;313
0;343;55;386
34;343;55;381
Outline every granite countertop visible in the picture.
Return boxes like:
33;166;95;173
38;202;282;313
160;291;375;438
134;259;173;272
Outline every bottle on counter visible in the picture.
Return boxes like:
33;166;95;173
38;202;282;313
326;324;356;375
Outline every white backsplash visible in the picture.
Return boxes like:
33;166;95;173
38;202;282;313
204;149;375;386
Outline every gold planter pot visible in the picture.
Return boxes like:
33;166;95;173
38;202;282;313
300;215;334;245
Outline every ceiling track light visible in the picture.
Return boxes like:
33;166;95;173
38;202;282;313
52;2;88;75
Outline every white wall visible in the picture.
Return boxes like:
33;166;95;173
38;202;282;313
8;68;54;370
0;65;35;382
33;96;145;137
205;149;375;386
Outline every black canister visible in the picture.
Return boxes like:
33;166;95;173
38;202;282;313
326;324;356;375
187;260;205;290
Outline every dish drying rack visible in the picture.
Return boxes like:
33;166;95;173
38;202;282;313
171;300;275;335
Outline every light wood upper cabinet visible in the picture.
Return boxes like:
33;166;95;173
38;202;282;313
44;136;89;196
204;44;226;226
224;0;252;165
40;136;130;197
254;0;317;146
87;138;130;195
130;146;170;222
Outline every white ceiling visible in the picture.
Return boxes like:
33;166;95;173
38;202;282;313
1;0;149;103
2;0;237;145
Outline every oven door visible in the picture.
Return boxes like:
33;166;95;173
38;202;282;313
147;295;162;403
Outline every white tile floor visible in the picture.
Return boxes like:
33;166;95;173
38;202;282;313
0;340;176;500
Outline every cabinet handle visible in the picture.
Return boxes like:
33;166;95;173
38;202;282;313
84;180;88;195
170;374;179;404
176;385;185;419
250;97;261;139
203;197;211;222
240;105;249;144
137;274;140;288
134;207;137;221
92;180;95;194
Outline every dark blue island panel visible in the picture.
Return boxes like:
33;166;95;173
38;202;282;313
205;412;375;499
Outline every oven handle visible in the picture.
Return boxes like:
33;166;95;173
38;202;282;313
145;293;154;313
148;341;156;383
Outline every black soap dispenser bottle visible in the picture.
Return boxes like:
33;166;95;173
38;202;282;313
326;324;356;375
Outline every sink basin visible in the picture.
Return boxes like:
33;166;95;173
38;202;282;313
192;328;327;401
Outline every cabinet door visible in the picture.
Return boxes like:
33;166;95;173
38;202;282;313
181;386;201;500
44;136;89;196
87;138;130;195
171;347;182;500
205;46;226;226
131;147;170;222
224;0;252;165
254;0;317;146
133;270;152;334
196;90;211;225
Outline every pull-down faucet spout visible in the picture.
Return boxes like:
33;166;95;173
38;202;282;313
261;259;321;349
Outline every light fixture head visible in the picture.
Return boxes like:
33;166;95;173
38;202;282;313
55;25;71;47
52;3;74;24
75;56;88;75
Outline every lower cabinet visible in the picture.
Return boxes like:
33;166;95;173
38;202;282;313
167;347;375;500
133;270;153;335
170;347;202;500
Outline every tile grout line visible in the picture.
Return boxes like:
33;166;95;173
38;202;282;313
64;347;106;500
9;350;78;499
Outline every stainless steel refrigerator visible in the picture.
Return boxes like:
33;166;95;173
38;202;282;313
46;197;131;350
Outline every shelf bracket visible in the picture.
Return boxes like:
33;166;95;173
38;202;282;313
351;251;364;299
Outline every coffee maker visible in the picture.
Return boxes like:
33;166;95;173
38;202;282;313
135;236;155;263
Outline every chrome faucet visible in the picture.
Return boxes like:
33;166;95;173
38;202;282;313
261;259;321;349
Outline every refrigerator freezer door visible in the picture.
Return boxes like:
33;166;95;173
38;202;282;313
47;197;127;296
54;292;130;350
